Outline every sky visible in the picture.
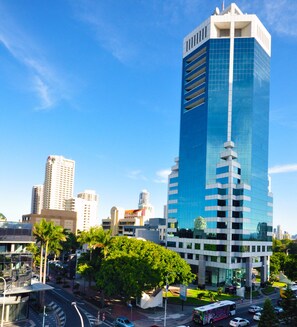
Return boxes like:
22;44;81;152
0;0;297;235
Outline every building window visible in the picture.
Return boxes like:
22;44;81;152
186;242;192;249
188;253;193;260
218;211;226;218
220;256;226;263
195;243;200;250
232;222;242;229
217;222;227;229
218;200;226;206
179;242;183;248
204;244;216;251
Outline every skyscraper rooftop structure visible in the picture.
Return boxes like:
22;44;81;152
167;3;273;289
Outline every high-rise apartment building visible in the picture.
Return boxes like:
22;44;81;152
138;189;154;223
167;3;273;288
43;155;75;210
31;185;43;214
65;190;99;231
276;224;283;240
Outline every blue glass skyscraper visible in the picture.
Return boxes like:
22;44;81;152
167;3;273;289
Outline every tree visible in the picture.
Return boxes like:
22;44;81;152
33;219;67;283
77;226;111;260
96;237;195;303
258;298;278;327
281;287;297;326
270;252;287;276
26;243;40;271
287;241;297;255
61;231;80;257
284;257;297;281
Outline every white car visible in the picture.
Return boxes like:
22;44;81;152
274;306;284;314
248;305;262;313
253;312;261;321
229;317;250;327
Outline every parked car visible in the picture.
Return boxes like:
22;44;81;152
253;312;261;321
248;305;262;313
114;317;134;327
229;317;250;327
274;306;284;314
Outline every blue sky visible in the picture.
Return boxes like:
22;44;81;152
0;0;297;235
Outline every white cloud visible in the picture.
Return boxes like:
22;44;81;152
269;164;297;174
242;0;297;38
154;169;170;184
33;76;54;109
0;4;67;109
126;170;148;181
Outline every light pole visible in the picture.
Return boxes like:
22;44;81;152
42;305;47;327
163;275;168;327
72;302;84;327
0;277;7;327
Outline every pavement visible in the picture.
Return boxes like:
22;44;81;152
48;277;195;327
5;277;281;327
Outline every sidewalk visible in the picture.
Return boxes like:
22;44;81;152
49;276;194;326
49;276;280;327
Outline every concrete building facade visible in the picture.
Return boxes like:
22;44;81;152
22;209;77;234
65;190;99;232
43;155;75;210
31;185;43;214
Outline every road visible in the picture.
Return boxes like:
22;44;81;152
186;292;280;327
43;283;281;327
45;284;105;327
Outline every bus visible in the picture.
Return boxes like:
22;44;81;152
192;300;236;325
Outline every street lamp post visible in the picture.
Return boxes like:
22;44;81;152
72;302;84;327
0;277;7;327
164;276;168;327
42;305;47;327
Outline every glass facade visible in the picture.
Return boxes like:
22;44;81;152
167;4;273;287
176;37;272;240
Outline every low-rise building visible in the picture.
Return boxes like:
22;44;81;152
22;209;77;233
0;221;52;324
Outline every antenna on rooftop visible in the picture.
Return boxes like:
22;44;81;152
222;0;225;11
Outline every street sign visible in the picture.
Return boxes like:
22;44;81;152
180;284;187;301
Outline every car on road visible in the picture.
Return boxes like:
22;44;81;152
114;317;134;327
248;305;262;313
274;306;284;314
229;317;250;326
253;312;261;321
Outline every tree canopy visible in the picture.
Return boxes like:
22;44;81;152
270;239;297;282
95;237;195;301
258;298;279;327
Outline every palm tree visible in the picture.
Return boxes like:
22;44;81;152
77;226;112;259
33;219;67;284
92;228;112;259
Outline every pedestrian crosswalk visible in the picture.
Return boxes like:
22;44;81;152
80;307;99;326
48;301;66;327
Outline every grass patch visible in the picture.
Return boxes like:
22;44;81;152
272;281;287;288
262;286;276;295
164;288;239;306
